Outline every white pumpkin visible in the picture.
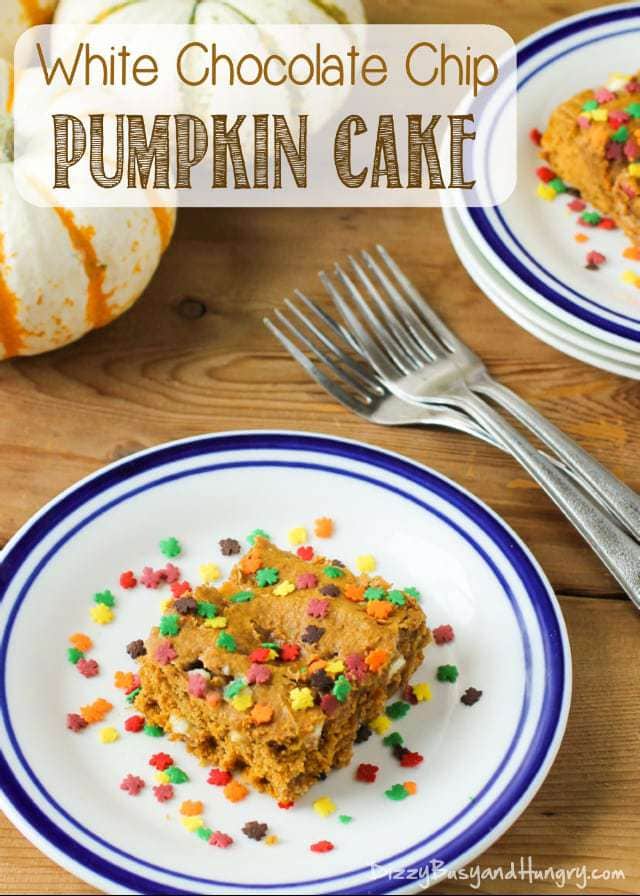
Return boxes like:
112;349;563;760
54;0;365;27
0;1;59;61
0;61;176;359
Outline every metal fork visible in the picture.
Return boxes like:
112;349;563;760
316;246;640;609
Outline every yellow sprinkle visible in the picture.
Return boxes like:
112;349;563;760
288;526;307;546
324;659;345;676
629;163;640;178
289;687;314;711
356;554;376;573
181;816;204;832
160;598;173;612
273;580;295;597
203;616;227;629
99;726;119;744
622;269;639;285
265;834;279;846
591;108;608;122
154;771;170;784
90;604;114;625
199;563;221;583
370;714;391;735
536;183;557;202
313;796;336;817
231;690;253;712
413;682;432;703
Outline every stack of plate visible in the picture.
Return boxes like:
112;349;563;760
445;2;640;379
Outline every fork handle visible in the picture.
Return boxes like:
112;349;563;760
475;378;640;540
456;388;640;609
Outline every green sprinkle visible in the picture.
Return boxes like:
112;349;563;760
364;586;386;601
386;701;410;720
332;674;351;703
581;211;602;225
159;537;181;558
197;601;218;619
626;102;640;119
549;178;566;194
144;724;164;737
386;590;406;606
612;125;630;143
581;98;599;111
383;731;404;748
67;647;84;665
404;586;421;600
217;631;237;652
323;565;344;579
338;815;353;824
126;687;141;704
159;614;180;637
223;678;247;700
230;590;254;603
247;528;271;545
196;826;213;841
256;567;279;587
385;783;409;801
436;664;459;683
261;642;279;651
166;766;189;784
94;590;115;607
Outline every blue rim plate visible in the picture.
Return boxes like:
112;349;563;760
0;431;571;894
459;1;640;349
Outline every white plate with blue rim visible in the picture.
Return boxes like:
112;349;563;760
456;1;640;353
444;205;640;379
0;431;571;894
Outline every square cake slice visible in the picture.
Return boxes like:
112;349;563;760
541;71;640;244
134;538;430;802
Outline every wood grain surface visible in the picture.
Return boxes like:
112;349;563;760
1;1;639;893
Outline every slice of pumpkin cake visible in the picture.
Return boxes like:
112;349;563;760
133;537;430;802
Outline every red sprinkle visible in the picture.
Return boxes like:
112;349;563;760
119;570;137;589
400;751;424;768
171;580;191;598
76;658;99;678
210;831;234;849
278;800;295;809
529;127;542;146
66;713;87;732
433;624;455;645
208;768;232;786
598;217;617;230
568;198;586;212
120;774;145;795
297;546;314;561
153;784;174;803
586;250;606;266
124;715;145;733
403;685;419;706
355;762;379;783
149;752;174;770
249;647;272;664
280;643;300;662
320;694;339;717
310;840;334;853
536;166;555;183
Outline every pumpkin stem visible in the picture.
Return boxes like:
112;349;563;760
0;112;13;164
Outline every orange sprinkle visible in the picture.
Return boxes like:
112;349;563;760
224;780;249;803
366;600;394;620
241;551;263;575
404;780;417;795
365;648;390;672
180;800;204;816
114;671;135;691
251;703;274;725
69;633;93;652
308;658;327;674
314;517;334;538
265;834;279;845
574;233;589;243
80;698;113;724
344;584;365;602
623;245;640;261
206;691;222;708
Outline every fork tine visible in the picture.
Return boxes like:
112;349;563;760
294;290;361;354
375;245;467;354
274;309;378;403
264;317;371;416
319;269;401;382
347;254;435;367
361;249;449;360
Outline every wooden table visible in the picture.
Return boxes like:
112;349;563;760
2;1;639;893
